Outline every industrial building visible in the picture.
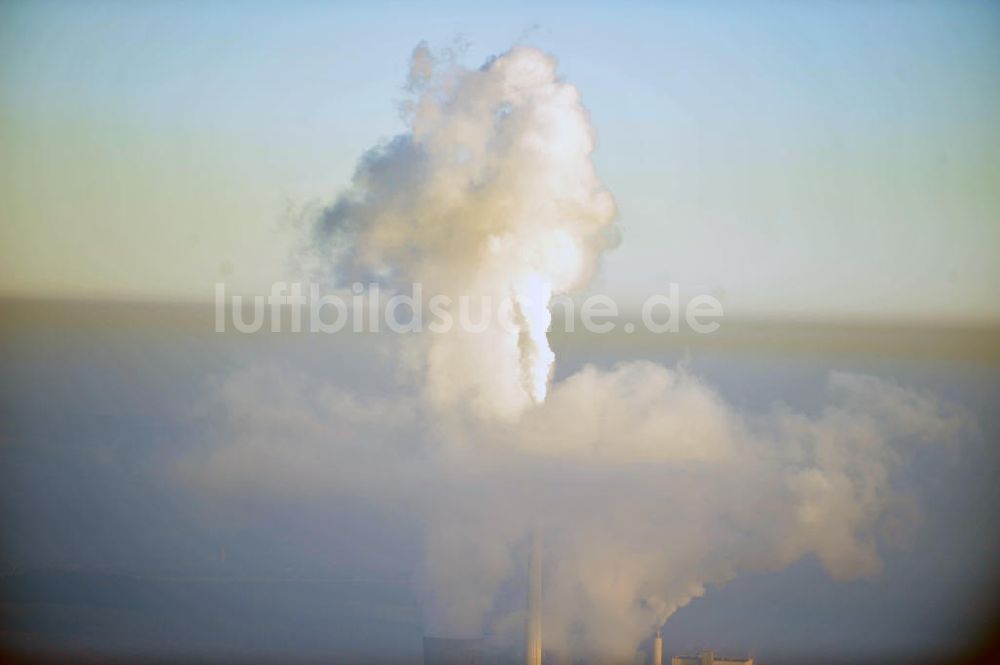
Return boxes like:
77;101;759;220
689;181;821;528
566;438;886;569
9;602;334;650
422;636;483;665
672;649;753;665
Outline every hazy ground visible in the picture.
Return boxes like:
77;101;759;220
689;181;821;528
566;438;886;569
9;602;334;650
1;299;998;664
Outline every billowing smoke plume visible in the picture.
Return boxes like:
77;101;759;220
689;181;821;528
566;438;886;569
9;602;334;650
310;43;616;420
192;363;967;658
191;44;974;661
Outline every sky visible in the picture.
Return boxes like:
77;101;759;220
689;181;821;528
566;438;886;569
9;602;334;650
2;0;999;321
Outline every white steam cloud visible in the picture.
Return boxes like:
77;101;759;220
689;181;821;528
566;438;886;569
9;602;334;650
311;43;616;420
193;44;974;661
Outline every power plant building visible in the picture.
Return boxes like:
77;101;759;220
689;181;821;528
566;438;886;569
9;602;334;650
672;650;753;665
422;637;483;665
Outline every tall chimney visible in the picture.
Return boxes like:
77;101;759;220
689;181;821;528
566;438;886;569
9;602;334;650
652;629;662;665
525;530;542;665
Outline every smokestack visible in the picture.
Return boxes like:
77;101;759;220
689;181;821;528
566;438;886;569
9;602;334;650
652;629;662;665
525;530;542;665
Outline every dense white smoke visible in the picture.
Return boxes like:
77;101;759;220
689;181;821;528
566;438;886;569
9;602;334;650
310;43;616;420
192;363;966;658
192;44;973;661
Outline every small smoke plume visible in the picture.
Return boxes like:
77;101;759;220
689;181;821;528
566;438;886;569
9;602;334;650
191;44;975;661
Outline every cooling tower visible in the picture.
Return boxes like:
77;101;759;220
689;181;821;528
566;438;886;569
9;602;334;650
652;630;662;665
422;637;483;665
525;530;542;665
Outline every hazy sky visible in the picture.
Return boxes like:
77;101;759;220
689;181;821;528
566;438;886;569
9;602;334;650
1;0;999;321
2;8;1000;659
